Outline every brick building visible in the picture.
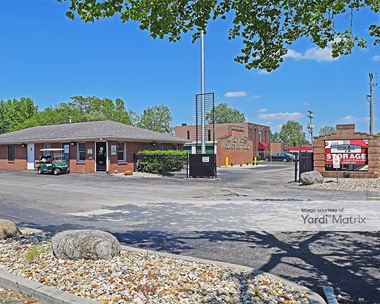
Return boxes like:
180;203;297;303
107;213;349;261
175;122;270;166
313;124;380;178
0;120;186;173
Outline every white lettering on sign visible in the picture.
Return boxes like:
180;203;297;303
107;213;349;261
224;136;250;150
202;156;210;163
333;155;340;169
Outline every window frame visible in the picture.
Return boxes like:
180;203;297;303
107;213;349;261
77;142;86;162
7;145;15;161
116;142;126;162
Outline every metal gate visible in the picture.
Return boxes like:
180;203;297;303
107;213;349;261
298;152;314;181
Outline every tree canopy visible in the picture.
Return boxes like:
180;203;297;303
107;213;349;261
206;103;245;124
278;120;308;146
0;98;38;134
137;105;173;133
0;96;173;134
319;125;336;136
59;0;380;70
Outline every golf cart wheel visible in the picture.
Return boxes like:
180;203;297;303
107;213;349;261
53;168;61;176
37;168;42;175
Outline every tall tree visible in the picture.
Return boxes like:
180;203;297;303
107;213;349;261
270;132;281;142
206;103;245;124
17;96;135;130
319;125;336;136
60;0;380;71
279;121;308;146
0;98;38;134
137;105;172;133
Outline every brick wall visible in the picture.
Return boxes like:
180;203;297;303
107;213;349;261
217;135;254;166
0;144;27;170
313;124;380;178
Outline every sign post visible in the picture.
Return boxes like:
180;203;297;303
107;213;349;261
333;155;340;183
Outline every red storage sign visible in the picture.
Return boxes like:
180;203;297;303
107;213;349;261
325;140;368;165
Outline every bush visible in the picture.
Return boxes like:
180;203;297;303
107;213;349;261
26;245;45;262
137;150;188;174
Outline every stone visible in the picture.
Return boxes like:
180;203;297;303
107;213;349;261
51;230;121;260
300;171;324;185
0;219;20;239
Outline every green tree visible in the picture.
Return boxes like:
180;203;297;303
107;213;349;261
17;96;135;130
137;105;172;133
319;125;336;136
206;103;245;124
270;132;281;142
60;0;380;71
0;98;38;134
279;120;308;146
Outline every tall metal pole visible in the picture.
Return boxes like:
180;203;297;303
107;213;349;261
201;30;206;154
307;111;314;143
369;73;374;134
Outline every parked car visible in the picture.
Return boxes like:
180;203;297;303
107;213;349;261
266;153;295;162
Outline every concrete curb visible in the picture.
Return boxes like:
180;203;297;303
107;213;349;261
0;269;94;304
121;245;326;304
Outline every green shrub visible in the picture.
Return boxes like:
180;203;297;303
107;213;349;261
26;245;45;262
137;150;188;174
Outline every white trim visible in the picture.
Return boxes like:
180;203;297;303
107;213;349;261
27;144;35;170
95;141;108;172
76;142;86;161
106;141;109;172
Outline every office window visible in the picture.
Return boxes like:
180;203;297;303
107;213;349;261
77;143;86;161
187;131;190;140
208;129;212;141
8;145;15;161
117;142;126;161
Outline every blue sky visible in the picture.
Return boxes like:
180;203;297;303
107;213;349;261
0;0;379;137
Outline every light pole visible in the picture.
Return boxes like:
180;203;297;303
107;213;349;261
201;30;206;155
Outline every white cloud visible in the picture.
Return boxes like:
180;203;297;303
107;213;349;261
284;46;337;62
258;112;304;120
225;91;247;98
340;115;369;123
257;108;267;113
251;95;262;100
372;55;380;62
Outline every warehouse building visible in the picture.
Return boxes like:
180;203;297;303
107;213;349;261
0;120;186;173
175;122;270;166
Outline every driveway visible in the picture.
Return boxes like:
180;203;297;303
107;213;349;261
0;165;378;303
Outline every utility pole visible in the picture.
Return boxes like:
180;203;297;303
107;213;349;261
368;73;377;134
307;111;314;143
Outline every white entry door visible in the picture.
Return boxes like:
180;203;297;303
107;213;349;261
27;144;35;170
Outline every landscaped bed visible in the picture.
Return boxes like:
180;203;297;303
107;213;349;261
0;286;39;304
308;178;380;192
0;234;310;304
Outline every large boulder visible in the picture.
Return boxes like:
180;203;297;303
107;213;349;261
0;219;20;239
300;171;324;185
52;230;121;260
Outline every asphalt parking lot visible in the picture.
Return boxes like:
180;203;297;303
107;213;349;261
0;164;379;303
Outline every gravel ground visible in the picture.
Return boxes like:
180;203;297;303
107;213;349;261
0;287;38;304
307;178;380;192
0;235;311;304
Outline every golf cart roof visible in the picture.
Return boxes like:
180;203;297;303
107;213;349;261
40;148;64;152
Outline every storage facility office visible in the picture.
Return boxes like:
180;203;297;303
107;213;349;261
0;120;186;173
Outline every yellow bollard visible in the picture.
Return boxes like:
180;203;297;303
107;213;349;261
225;157;229;167
253;156;257;166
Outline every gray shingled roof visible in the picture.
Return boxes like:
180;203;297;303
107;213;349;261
0;121;187;144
